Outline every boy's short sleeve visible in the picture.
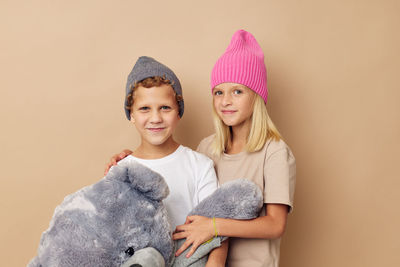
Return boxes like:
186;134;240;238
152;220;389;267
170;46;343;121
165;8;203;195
194;138;219;204
196;158;218;203
264;147;296;212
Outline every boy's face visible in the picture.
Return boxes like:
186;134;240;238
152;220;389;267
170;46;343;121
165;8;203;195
131;84;180;148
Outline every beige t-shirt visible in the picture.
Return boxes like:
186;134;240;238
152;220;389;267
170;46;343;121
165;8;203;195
197;135;296;267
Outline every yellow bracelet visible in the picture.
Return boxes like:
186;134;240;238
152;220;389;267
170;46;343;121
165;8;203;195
203;217;218;244
212;217;218;237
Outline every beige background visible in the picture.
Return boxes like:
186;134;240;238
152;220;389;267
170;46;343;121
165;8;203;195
1;0;399;266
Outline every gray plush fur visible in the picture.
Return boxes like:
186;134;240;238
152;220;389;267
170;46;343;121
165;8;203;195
28;160;174;267
189;178;263;219
28;160;263;267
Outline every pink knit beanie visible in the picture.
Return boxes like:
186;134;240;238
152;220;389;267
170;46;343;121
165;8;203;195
211;29;268;103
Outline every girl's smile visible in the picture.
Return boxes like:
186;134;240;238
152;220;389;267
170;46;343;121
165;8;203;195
221;109;237;114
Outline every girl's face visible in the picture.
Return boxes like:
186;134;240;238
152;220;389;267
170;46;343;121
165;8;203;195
213;83;256;128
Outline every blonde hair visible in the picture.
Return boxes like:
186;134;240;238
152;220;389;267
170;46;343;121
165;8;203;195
211;95;281;155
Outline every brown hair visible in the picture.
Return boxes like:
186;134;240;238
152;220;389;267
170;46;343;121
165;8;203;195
125;76;183;115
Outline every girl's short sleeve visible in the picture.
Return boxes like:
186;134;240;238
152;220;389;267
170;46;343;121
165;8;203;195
263;146;296;212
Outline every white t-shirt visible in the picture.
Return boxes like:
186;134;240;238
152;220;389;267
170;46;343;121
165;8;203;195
117;145;218;229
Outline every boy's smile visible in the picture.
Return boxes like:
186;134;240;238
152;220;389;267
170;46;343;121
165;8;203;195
147;127;165;132
131;84;180;153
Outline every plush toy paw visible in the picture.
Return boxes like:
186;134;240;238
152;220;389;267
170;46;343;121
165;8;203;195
170;178;263;267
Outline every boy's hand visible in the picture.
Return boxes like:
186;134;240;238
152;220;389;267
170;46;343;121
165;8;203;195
173;216;215;258
104;149;133;175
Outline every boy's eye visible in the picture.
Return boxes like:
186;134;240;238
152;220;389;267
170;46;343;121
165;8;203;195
139;107;149;111
161;106;171;110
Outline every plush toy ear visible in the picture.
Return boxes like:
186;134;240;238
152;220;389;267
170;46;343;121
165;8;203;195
107;161;169;201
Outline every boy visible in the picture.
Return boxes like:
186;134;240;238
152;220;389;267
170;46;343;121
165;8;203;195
113;56;227;265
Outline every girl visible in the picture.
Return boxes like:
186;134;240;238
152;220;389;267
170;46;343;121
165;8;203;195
106;30;296;267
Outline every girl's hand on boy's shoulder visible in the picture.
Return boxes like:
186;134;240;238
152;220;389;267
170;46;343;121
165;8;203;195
104;149;133;175
173;215;215;258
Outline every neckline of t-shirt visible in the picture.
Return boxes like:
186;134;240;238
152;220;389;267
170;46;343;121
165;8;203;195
221;138;273;160
127;145;184;164
221;151;247;160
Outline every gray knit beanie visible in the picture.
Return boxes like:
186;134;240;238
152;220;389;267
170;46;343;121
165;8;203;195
124;56;184;120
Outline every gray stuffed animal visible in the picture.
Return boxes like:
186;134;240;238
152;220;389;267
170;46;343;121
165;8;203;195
28;160;263;267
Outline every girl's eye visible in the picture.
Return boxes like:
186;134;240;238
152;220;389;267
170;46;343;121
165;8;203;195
233;89;243;95
214;90;223;96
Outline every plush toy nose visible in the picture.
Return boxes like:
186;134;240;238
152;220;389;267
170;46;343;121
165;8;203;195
125;247;135;256
121;247;165;267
